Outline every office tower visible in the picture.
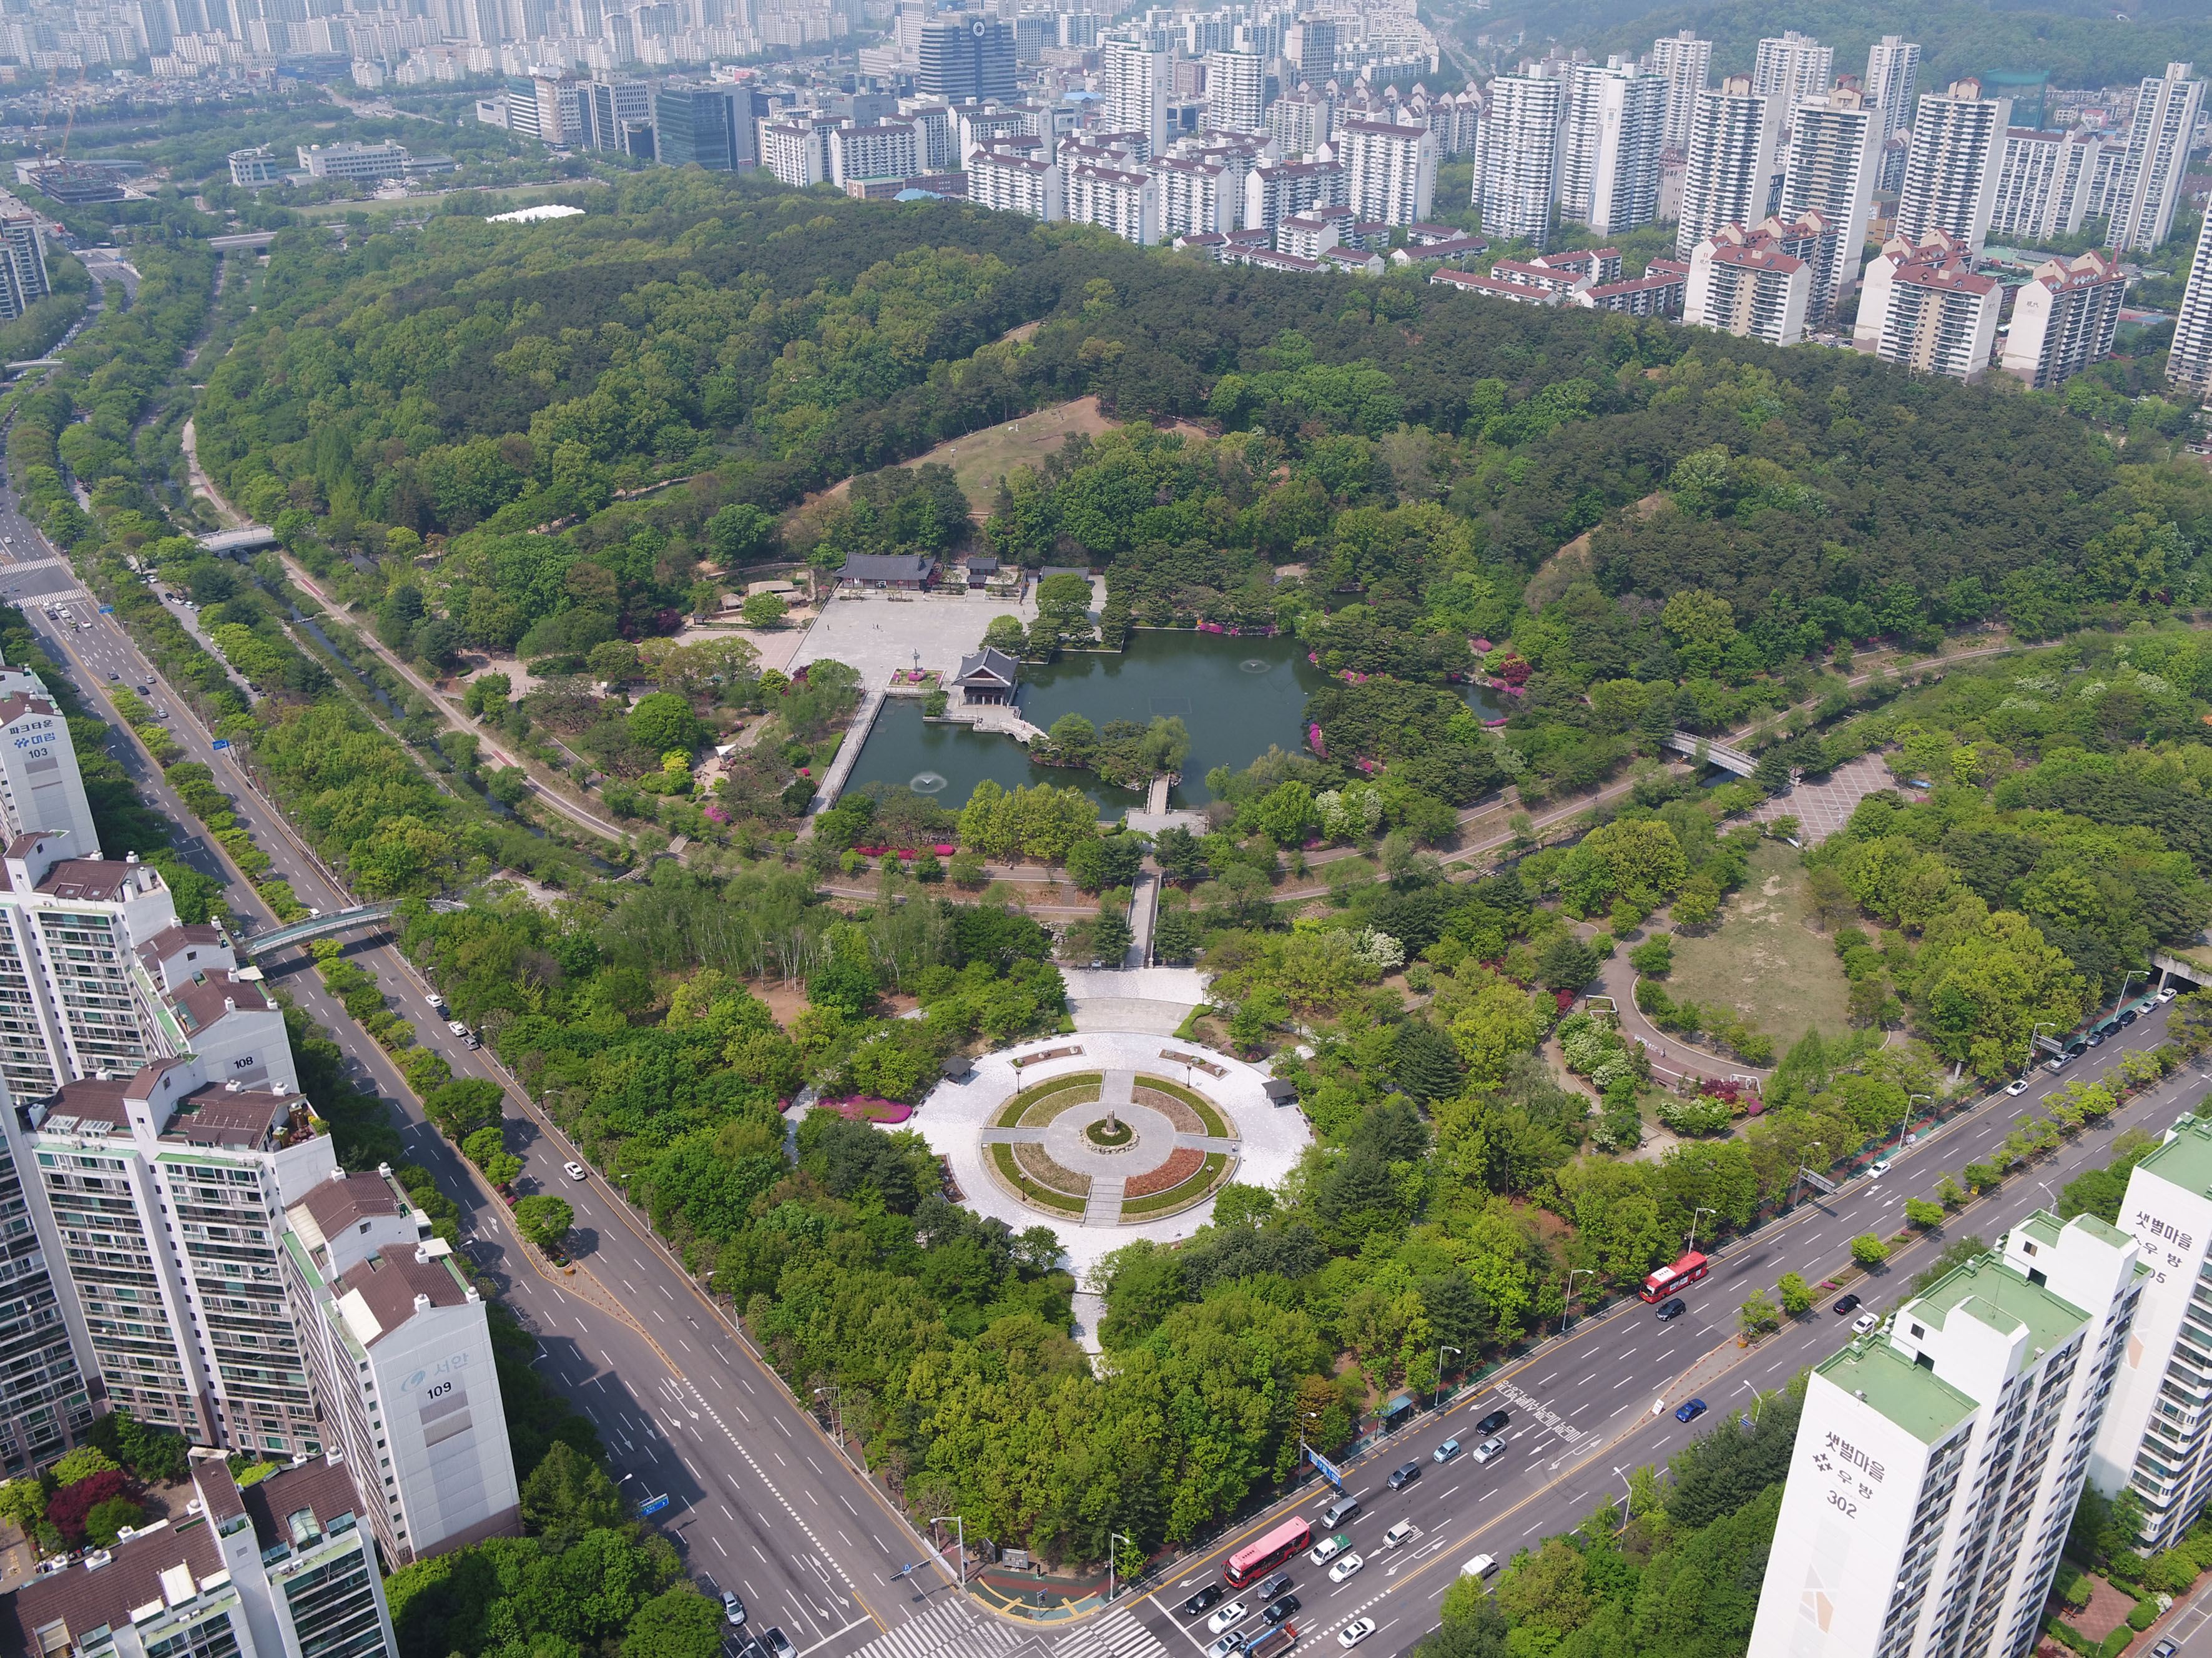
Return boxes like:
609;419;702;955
968;142;1063;221
2085;1119;2212;1548
1206;48;1264;134
917;15;1014;102
1103;37;1173;160
1340;117;1435;226
1288;14;1333;81
1684;217;1819;346
6;1454;402;1658
1674;75;1781;259
2110;63;2206;254
1896;79;2010;257
1065;157;1158;245
1559;56;1666;236
1752;30;1831;111
1989;127;2098;244
1751;1215;2143;1658
1864;34;1920;152
8;1054;336;1458
1857;228;2003;380
654;83;750;170
285;1167;520;1564
2171;219;2212;400
1781;85;1879;325
1648;31;1709;152
1473;69;1561;249
0;216;47;325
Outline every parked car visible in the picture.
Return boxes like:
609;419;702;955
1387;1461;1420;1489
2159;987;2178;1004
1832;1294;1862;1315
2086;1030;2107;1048
564;1161;588;1182
446;1019;472;1040
2120;1007;2141;1026
1473;1409;1510;1436
1181;1586;1226;1617
1654;1297;1686;1321
720;1591;745;1627
1471;1436;1508;1463
1675;1398;1708;1424
1432;1438;1460;1463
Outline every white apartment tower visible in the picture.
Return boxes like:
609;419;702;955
1156;155;1233;237
1205;49;1264;134
1066;159;1159;245
1684;218;1821;347
1473;70;1562;250
968;144;1063;222
1991;127;2100;245
7;1054;338;1458
2002;251;2128;392
285;1168;521;1564
1895;79;2010;257
1674;76;1782;259
1752;31;1832;111
1647;31;1709;153
1857;229;2003;382
2110;63;2206;255
2087;1120;2212;1549
0;671;96;859
1864;35;1921;150
1103;37;1174;159
1751;1214;2145;1658
1560;57;1667;236
1781;85;1880;325
2171;218;2212;401
1340;118;1437;226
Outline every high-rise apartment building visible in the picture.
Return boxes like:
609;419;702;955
1683;216;1821;347
1339;117;1437;226
1205;49;1264;134
1990;127;2099;245
1752;30;1832;111
2170;219;2212;400
2002;250;2126;391
1751;1214;2144;1658
2087;1120;2212;1549
1559;57;1666;236
828;122;919;187
2109;62;2205;254
0;668;94;859
8;1054;337;1458
1066;157;1159;245
285;1168;520;1565
2;1454;401;1658
966;143;1063;222
1156;154;1234;237
1247;156;1346;233
760;117;833;189
1647;30;1709;153
1864;34;1921;151
1473;69;1562;250
1857;227;2003;381
0;216;51;325
1674;76;1782;259
1103;36;1174;159
1781;85;1879;327
1895;79;2010;257
916;16;1015;103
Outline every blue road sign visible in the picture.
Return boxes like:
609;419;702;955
637;1494;670;1517
97;605;112;614
1308;1447;1345;1489
210;738;231;751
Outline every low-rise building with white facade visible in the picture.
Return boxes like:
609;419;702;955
2002;249;2126;392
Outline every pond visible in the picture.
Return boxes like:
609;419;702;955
845;629;1510;811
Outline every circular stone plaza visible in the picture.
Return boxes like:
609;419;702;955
914;993;1310;1286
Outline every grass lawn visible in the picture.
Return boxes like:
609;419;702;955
799;395;1124;528
1666;839;1853;1046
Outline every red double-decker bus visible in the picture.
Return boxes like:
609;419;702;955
1224;1517;1312;1588
1639;1250;1709;1303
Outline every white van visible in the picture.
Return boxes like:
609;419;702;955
1462;1554;1498;1581
1383;1521;1417;1549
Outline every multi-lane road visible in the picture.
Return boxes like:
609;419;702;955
5;484;2208;1658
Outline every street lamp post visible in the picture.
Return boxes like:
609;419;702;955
1895;1094;1932;1158
1687;1207;1717;1253
1435;1345;1460;1410
1108;1531;1131;1602
1738;1379;1766;1424
2115;970;2148;1022
1561;1269;1594;1335
930;1516;966;1587
1613;1464;1632;1527
1787;1143;1826;1210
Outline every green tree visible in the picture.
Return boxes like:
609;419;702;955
1628;935;1674;976
1850;1234;1890;1267
52;1446;118;1486
426;1078;504;1143
0;1478;44;1531
628;691;702;756
462;1125;506;1168
1776;1272;1814;1316
1538;932;1600;992
1738;1290;1780;1336
521;1441;624;1547
1493;1536;1596;1641
1905;1198;1945;1228
623;1587;724;1658
1090;905;1133;964
84;1496;145;1549
515;1196;574;1253
740;592;789;628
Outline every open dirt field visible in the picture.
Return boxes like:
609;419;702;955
809;395;1124;523
1668;839;1853;1047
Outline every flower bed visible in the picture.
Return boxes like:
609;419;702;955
991;1073;1103;1128
1125;1147;1202;1198
991;1142;1086;1213
1135;1075;1230;1137
1122;1152;1231;1217
1133;1086;1205;1133
1014;1140;1091;1196
826;1097;912;1123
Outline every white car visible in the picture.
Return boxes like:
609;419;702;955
1340;1621;1377;1649
1207;1601;1248;1634
1329;1552;1365;1584
446;1019;470;1039
1867;1159;1891;1179
1204;1638;1241;1658
1853;1311;1879;1335
425;991;445;1010
1470;1435;1508;1463
2160;987;2178;1004
563;1161;588;1182
2005;1077;2032;1097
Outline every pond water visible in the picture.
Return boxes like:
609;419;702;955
847;630;1510;811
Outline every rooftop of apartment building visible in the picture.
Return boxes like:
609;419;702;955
27;1059;312;1152
167;969;279;1039
330;1243;473;1348
0;693;59;729
2109;1115;2212;1202
0;1454;362;1658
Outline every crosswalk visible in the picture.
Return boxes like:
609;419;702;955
848;1599;1026;1658
1049;1605;1168;1658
